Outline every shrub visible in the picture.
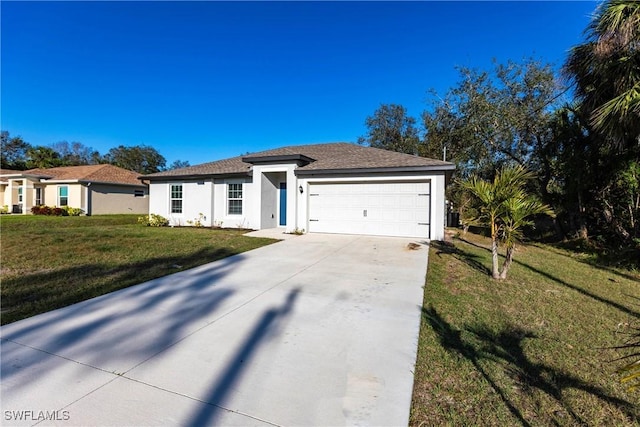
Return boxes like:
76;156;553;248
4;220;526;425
62;206;84;216
186;213;206;228
138;213;169;227
31;205;75;216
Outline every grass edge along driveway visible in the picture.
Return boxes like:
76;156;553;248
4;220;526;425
410;231;639;426
1;215;276;325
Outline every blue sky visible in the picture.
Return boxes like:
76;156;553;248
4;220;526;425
2;1;597;165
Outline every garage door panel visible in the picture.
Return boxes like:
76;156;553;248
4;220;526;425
308;181;431;238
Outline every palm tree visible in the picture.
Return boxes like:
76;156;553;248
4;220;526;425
461;165;553;280
564;0;640;148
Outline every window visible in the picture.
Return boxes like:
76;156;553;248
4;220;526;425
35;188;43;206
134;189;145;198
170;184;183;213
18;187;23;204
227;183;243;215
58;186;68;206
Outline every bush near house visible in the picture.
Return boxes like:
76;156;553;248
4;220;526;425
137;213;169;227
30;205;83;216
31;205;66;216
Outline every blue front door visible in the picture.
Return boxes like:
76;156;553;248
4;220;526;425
279;183;287;226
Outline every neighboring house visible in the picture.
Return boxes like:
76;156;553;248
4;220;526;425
0;164;149;215
143;143;455;240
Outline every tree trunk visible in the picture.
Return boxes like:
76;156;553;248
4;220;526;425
553;217;565;241
499;245;515;279
577;191;589;241
491;222;500;279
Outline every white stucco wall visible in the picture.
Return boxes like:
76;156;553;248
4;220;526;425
149;179;214;226
260;172;281;229
210;177;255;229
296;172;448;241
250;164;297;231
148;168;448;240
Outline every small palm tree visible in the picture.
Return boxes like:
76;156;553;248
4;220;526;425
461;165;554;279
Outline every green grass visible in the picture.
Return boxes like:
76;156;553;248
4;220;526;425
0;215;276;325
410;231;640;426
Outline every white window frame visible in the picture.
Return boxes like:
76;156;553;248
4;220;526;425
227;183;243;215
35;187;43;206
18;186;23;204
58;186;69;207
170;184;183;214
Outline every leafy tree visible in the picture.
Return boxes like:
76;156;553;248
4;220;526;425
461;165;553;279
105;145;166;174
25;146;62;169
1;131;31;170
358;104;420;155
51;141;101;166
422;59;564;182
168;160;191;170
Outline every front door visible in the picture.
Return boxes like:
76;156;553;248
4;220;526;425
279;183;287;226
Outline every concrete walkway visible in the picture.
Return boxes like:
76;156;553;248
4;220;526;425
1;233;429;426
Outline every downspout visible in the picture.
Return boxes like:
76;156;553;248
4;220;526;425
85;182;92;215
22;180;27;215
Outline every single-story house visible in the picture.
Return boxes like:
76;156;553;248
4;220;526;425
0;164;149;215
143;143;455;240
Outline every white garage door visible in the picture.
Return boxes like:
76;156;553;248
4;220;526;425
308;181;430;238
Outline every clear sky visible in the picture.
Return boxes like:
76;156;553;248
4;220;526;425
2;1;597;165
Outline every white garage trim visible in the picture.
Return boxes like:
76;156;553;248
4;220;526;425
307;180;431;238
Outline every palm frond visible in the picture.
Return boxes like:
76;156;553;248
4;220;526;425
618;359;640;392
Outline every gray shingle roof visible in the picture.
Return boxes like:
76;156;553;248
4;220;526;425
143;142;454;179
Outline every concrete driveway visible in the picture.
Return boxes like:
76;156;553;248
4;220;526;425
1;233;429;426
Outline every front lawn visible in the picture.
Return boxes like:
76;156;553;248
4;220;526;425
0;215;276;325
410;231;639;425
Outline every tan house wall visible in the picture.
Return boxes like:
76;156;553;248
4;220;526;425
2;180;148;215
42;183;84;208
3;178;40;213
89;184;148;215
0;185;6;209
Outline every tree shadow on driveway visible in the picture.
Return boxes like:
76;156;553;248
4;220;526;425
186;288;300;426
1;251;247;394
1;247;242;325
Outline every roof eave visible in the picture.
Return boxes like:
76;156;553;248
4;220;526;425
78;180;147;187
2;173;53;180
241;154;315;165
37;179;81;184
142;171;250;181
295;164;456;176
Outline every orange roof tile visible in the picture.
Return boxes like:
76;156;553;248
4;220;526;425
23;164;144;186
